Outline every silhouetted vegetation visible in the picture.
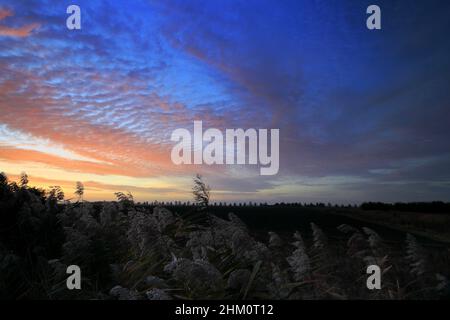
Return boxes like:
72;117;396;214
361;202;450;213
1;172;449;300
0;172;65;299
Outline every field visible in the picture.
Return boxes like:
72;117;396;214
1;174;450;300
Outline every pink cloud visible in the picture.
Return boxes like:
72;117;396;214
0;8;13;20
0;7;39;37
0;62;231;179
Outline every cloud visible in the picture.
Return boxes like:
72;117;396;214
0;23;40;37
0;8;12;20
0;8;39;37
1;0;450;202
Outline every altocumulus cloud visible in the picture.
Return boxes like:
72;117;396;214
0;8;39;37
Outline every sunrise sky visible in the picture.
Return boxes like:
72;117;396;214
1;0;450;203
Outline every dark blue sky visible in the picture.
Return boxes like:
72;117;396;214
1;0;450;202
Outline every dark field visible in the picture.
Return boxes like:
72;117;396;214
159;204;450;244
1;176;450;300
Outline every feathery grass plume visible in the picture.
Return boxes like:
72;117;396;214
226;213;260;261
362;227;383;255
268;231;283;249
99;202;120;227
19;172;29;187
61;227;92;264
0;252;24;299
227;269;251;291
74;181;84;202
230;228;270;264
47;185;64;202
126;211;160;257
228;212;248;232
209;214;237;247
435;274;449;294
405;233;427;277
153;206;176;232
286;231;311;282
361;227;391;270
186;230;213;260
115;191;134;211
192;174;210;208
109;285;141;300
337;224;367;258
145;275;168;288
132;210;175;261
243;260;263;299
47;259;66;280
79;209;101;236
46;259;72;299
293;231;303;241
109;263;122;283
337;224;358;234
359;227;399;299
309;223;338;298
146;288;172;300
0;171;7;185
163;254;225;298
311;223;328;250
118;248;166;292
268;263;290;299
360;227;383;260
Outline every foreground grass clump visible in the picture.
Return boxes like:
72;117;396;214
0;172;449;300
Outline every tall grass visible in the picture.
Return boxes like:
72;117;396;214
1;172;449;300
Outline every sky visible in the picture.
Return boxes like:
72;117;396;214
1;0;450;203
